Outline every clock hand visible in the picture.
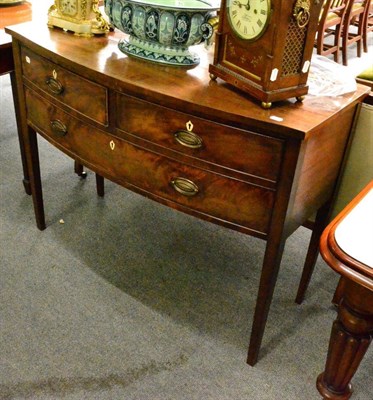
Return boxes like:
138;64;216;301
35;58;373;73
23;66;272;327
233;0;244;8
245;0;251;10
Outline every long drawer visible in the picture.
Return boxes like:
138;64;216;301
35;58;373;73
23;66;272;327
21;46;108;126
26;88;275;235
116;93;284;183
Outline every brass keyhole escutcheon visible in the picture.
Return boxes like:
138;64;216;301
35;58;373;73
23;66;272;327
186;120;194;132
109;140;115;150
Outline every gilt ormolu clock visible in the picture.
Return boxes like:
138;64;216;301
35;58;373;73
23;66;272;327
48;0;110;36
209;0;323;108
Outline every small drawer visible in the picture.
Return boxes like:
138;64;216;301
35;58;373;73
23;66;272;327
26;89;275;235
21;46;108;125
116;93;284;183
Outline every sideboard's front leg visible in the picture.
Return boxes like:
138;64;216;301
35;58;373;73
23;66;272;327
27;126;46;230
247;237;286;366
10;71;31;195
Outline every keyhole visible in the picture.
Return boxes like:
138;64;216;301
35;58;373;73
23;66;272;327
186;120;194;132
110;140;115;150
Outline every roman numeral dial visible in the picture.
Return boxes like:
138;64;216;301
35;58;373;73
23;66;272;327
227;0;270;40
59;0;78;17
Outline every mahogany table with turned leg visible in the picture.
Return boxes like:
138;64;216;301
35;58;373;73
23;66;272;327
317;181;373;400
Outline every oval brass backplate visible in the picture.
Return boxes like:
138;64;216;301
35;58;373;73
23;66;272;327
46;76;64;95
50;120;67;137
175;130;203;149
170;177;199;197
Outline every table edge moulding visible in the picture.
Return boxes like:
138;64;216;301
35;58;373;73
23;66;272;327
5;21;370;366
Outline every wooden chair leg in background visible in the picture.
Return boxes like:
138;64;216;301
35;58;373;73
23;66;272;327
315;0;349;63
362;0;373;52
342;0;370;65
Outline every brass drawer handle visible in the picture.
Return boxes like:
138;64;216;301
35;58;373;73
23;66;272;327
170;177;199;197
174;130;203;149
50;120;68;137
46;77;64;95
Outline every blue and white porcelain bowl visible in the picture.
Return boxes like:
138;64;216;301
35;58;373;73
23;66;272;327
104;0;219;66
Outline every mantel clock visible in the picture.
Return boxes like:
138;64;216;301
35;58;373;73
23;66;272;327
48;0;110;36
209;0;323;108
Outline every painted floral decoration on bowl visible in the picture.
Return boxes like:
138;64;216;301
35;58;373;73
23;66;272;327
104;0;219;66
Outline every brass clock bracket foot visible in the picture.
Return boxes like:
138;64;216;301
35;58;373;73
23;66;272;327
209;73;217;81
261;101;272;109
296;96;305;102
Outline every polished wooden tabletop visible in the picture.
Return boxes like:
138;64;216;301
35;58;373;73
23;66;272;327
6;19;370;142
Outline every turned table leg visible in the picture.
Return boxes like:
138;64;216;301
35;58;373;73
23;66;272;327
332;277;347;307
317;280;373;400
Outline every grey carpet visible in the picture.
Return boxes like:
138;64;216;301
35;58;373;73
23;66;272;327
1;74;372;400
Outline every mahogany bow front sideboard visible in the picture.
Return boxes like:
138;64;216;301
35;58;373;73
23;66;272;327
5;21;369;366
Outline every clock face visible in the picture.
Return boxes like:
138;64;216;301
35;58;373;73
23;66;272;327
59;0;78;17
227;0;271;40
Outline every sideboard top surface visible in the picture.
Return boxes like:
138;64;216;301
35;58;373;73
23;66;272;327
5;22;369;139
